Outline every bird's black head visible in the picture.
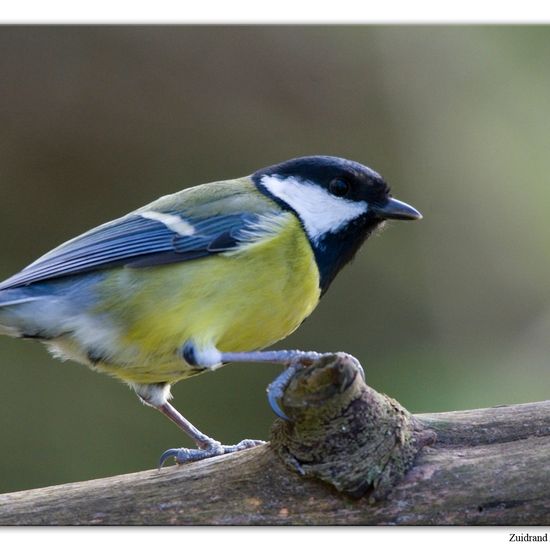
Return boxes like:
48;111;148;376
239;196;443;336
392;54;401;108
252;155;421;294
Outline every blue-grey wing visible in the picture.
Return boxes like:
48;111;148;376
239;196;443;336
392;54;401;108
0;211;265;290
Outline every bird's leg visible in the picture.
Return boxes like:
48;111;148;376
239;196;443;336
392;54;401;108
133;383;265;468
181;342;365;422
157;401;264;467
217;351;329;421
156;401;219;450
181;342;328;369
219;350;365;420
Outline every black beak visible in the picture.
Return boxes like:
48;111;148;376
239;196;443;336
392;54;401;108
372;197;422;221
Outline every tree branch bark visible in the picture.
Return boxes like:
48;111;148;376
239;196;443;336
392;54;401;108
0;353;549;525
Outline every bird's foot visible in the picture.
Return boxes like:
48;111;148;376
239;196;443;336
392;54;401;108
158;438;265;468
266;352;365;420
266;361;302;420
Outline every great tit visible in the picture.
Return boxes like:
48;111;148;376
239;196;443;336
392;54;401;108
0;155;421;465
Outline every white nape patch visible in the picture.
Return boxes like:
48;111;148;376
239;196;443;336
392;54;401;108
131;383;172;407
260;175;368;243
139;210;195;237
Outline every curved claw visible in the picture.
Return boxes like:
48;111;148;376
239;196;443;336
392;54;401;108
266;364;300;420
267;388;289;420
158;439;266;470
158;448;181;469
158;445;221;468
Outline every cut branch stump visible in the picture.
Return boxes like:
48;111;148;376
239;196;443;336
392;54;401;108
0;354;548;525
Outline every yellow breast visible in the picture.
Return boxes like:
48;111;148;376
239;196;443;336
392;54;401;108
93;213;321;384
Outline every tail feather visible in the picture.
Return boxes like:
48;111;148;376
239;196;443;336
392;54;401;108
0;288;48;337
0;273;105;339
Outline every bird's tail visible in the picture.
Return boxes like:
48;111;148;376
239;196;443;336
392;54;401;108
0;273;104;339
0;288;44;337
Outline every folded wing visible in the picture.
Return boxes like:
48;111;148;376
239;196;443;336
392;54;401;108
0;210;275;290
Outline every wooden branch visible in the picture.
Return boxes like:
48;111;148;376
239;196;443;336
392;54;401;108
1;353;549;525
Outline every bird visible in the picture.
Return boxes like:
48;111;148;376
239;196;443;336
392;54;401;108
0;155;421;466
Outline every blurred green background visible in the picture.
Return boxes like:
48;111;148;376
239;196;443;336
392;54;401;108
1;25;549;493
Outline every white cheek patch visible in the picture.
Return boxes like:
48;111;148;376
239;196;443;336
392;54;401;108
139;211;195;237
260;175;368;243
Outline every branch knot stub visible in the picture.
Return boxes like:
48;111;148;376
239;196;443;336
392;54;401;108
269;353;435;499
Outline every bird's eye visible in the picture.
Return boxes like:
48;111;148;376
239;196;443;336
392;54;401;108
328;178;350;197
